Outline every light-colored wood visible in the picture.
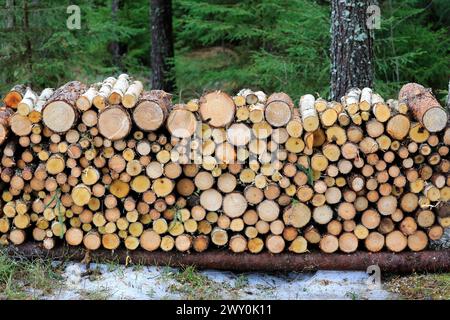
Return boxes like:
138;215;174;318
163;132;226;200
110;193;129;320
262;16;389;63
385;230;408;252
283;203;311;228
133;90;172;131
17;87;38;116
299;94;319;132
200;189;223;211
223;192;247;218
93;77;115;110
43;81;86;133
199;91;235;127
76;86;97;111
265;92;293;127
98;105;132;140
319;234;339;253
167;108;197;138
266;234;285;254
108;74;130;105
257;200;279;222
122;80;144;108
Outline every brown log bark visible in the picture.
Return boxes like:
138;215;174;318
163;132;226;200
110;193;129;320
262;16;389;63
133;90;172;131
399;83;447;132
42;81;87;133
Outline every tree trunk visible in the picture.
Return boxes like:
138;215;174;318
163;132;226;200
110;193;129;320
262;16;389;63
150;0;175;92
111;0;126;69
6;0;15;30
330;0;375;100
23;0;32;75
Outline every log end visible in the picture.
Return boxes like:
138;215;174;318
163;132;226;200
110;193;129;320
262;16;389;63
423;107;447;132
43;101;77;133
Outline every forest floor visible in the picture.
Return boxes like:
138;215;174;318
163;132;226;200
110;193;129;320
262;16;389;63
0;248;449;300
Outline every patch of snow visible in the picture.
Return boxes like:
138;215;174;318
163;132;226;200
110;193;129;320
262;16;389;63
44;262;395;300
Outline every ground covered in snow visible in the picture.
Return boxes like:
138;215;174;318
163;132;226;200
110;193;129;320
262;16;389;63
41;262;393;300
2;248;449;300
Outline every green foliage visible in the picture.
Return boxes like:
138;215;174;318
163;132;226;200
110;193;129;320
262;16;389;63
374;0;450;102
0;0;448;103
0;250;63;299
174;0;330;100
0;0;146;93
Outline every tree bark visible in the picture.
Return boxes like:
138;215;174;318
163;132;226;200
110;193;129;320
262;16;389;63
330;0;375;100
111;0;126;69
23;0;32;75
6;0;16;30
150;0;175;92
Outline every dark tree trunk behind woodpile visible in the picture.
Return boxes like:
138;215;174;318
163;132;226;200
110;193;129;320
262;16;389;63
6;0;16;30
150;0;175;92
111;0;126;69
330;0;375;100
23;0;33;75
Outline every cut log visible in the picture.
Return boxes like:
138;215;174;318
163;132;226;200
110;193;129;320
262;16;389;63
122;80;144;108
385;230;407;252
399;83;447;132
365;232;385;252
152;178;174;197
71;184;91;206
407;230;428;252
313;205;333;225
359;87;372;111
200;189;223;212
319;234;339;253
76;86;98;111
283;203;311;228
93;77;116;110
211;227;228;246
140;230;161;251
257;200;280;222
338;232;358;253
108;74;130;105
17;87;38;116
3;84;26;108
65;227;84;246
42;81;86;133
10;113;32;136
223;192;247;218
98;105;132;140
288;236;308;253
265;92;293;127
0;107;13;144
193;235;209;252
226;123;251;146
166;108;197;138
266;234;285;254
229;234;247;253
377;195;397;216
343;88;361;115
299;94;319;132
133;90;172;131
386;114;410;140
199;91;235;127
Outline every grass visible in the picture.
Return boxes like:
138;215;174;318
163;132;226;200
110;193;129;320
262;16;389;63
385;273;450;300
166;265;226;300
164;266;255;299
0;249;63;300
78;288;110;300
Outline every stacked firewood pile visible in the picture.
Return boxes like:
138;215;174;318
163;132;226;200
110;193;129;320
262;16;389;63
0;75;448;254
